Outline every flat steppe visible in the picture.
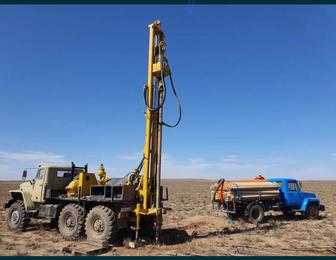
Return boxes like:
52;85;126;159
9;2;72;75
0;180;335;256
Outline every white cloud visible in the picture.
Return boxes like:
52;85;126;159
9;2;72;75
159;155;269;180
117;152;143;161
0;150;67;180
154;155;335;180
102;153;336;180
221;154;240;163
0;150;66;163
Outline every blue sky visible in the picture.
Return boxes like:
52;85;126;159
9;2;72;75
0;5;335;180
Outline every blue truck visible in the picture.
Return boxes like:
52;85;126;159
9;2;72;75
268;178;325;219
212;177;325;224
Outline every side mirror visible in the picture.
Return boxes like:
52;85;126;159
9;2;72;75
22;170;27;180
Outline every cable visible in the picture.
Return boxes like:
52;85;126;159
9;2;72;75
144;40;182;127
121;156;145;182
162;60;182;128
143;81;166;112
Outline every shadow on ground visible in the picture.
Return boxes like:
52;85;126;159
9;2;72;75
264;214;326;222
158;221;287;246
24;221;58;232
159;228;191;245
18;215;327;248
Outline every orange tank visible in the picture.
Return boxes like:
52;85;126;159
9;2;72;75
211;175;267;204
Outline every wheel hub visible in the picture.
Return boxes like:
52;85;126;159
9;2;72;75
310;207;317;216
11;210;19;224
252;208;260;219
93;218;104;233
65;214;76;229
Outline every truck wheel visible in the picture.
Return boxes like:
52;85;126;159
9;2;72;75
6;200;29;232
306;204;319;219
58;204;85;240
246;204;264;224
85;206;117;242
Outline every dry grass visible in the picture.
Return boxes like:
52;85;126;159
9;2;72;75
0;180;335;256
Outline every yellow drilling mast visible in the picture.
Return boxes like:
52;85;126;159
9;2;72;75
134;20;172;242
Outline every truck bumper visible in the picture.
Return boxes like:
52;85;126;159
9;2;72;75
319;204;325;211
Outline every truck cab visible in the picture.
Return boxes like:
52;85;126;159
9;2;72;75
268;178;325;218
22;166;73;203
4;163;86;211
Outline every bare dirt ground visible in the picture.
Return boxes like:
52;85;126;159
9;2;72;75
0;179;335;256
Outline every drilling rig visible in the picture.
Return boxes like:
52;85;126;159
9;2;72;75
4;20;181;244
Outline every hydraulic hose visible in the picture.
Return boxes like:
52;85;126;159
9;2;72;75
122;156;145;183
143;61;182;126
212;178;225;204
162;62;182;128
143;34;182;129
143;80;166;112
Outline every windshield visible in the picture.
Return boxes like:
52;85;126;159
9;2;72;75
35;169;46;179
288;181;301;191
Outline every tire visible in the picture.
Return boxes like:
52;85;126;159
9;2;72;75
58;204;85;240
245;203;264;224
85;206;117;242
6;200;29;232
306;204;319;219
